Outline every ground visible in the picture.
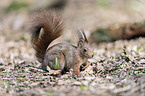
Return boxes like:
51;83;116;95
0;0;145;96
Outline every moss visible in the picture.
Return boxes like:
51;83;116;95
18;77;29;82
92;28;112;42
97;0;111;9
80;85;88;90
45;91;54;96
23;34;30;41
4;0;29;13
4;82;10;93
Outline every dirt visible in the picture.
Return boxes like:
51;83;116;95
0;34;145;96
0;0;145;96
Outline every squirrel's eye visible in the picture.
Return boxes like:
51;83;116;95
84;48;87;52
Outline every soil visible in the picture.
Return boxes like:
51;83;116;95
0;0;145;96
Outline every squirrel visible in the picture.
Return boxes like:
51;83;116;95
30;10;94;76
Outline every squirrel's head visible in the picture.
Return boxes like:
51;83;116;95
77;30;94;58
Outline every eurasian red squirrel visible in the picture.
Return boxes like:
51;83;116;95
30;10;94;76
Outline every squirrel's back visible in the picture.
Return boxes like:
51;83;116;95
30;10;64;62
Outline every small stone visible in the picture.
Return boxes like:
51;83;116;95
90;81;97;86
106;75;113;79
0;66;5;71
82;81;89;86
35;76;39;79
64;80;71;85
73;81;81;86
84;76;95;81
18;60;25;64
58;80;64;85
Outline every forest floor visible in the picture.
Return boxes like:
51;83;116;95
0;32;144;96
0;0;145;96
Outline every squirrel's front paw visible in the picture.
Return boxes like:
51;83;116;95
74;71;84;77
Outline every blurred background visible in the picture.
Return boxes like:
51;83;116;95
0;0;145;43
0;1;145;95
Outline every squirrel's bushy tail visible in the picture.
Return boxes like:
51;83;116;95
30;10;64;62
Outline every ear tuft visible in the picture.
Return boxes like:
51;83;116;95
77;30;85;47
81;29;88;42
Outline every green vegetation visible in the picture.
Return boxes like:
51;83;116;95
45;91;54;96
54;57;59;70
97;0;110;9
5;0;29;13
81;85;88;90
92;28;112;42
18;77;29;82
23;34;30;41
4;82;10;92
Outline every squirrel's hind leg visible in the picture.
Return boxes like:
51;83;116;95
60;67;70;75
42;61;49;72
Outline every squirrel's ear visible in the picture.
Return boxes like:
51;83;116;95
81;29;88;43
77;30;85;48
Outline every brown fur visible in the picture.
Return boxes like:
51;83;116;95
31;10;64;62
30;10;94;76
